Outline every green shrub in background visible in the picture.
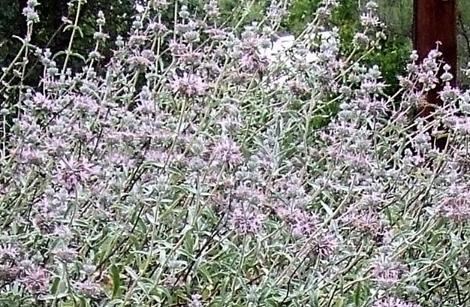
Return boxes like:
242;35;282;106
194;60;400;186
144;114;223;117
1;0;469;87
285;0;411;91
217;0;411;91
0;0;135;84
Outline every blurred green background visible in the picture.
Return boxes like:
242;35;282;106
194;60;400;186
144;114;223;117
1;0;469;86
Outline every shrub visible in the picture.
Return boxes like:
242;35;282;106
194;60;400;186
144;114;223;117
0;0;469;306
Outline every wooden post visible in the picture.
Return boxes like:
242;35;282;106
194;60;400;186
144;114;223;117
413;0;457;149
413;0;457;85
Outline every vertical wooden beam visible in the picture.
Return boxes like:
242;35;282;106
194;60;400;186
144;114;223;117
413;0;457;149
414;0;457;85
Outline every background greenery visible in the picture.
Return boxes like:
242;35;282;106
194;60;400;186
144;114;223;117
1;0;470;86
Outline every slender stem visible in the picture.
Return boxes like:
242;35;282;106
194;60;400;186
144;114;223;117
62;0;83;74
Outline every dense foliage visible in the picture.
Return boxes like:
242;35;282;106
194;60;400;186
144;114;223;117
1;0;470;306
